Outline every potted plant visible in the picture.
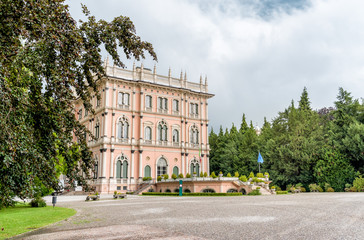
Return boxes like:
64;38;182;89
218;171;223;178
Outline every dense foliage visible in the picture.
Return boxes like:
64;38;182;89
210;87;364;191
0;0;156;208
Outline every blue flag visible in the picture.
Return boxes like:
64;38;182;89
258;152;264;163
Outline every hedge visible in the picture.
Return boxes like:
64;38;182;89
142;192;243;196
276;191;289;194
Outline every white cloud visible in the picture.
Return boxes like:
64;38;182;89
68;0;364;129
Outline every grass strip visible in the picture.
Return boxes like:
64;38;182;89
142;192;243;196
0;203;76;239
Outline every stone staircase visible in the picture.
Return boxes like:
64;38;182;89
133;181;155;195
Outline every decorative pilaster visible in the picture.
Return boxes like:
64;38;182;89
110;149;115;178
181;152;185;175
131;150;135;179
138;150;143;179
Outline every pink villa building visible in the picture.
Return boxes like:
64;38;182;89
75;59;214;193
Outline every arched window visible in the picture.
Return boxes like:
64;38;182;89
117;116;129;141
116;154;128;179
158;120;167;142
172;129;179;143
227;189;238;193
95;121;100;139
202;188;216;193
116;160;122;178
122;161;128;178
157;157;167;176
173;166;179;176
144;165;151;178
145;126;152;142
190;125;199;145
190;158;200;175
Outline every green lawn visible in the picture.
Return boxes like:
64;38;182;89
0;203;76;239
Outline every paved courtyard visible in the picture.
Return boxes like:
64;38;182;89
14;193;364;240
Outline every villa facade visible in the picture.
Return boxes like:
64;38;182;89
75;60;214;193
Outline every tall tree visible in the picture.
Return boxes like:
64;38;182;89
0;0;156;207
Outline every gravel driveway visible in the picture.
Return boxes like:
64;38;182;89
13;192;364;240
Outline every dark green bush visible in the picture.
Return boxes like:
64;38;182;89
276;191;288;194
142;177;152;181
171;174;177;180
178;173;184;178
203;172;208;177
226;173;232;177
30;197;47;207
200;172;204;177
249;172;254;178
327;187;335;192
211;172;217;178
248;189;261;195
186;173;191;178
157;176;162;181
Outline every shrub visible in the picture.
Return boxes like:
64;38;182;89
296;183;303;188
211;172;217;178
249;172;254;178
309;183;319;192
114;191;117;195
350;186;358;192
164;174;169;180
353;176;364;192
271;186;276;189
142;177;152;181
171;174;177;180
219;171;223;176
203;172;208;177
186;173;191;178
178;173;184;178
200;172;204;177
193;172;197;175
95;191;99;196
317;186;324;192
276;186;282;191
226;173;232;177
234;171;239;177
157;176;162;181
256;187;261;190
289;187;296;193
324;183;331;192
300;187;306;192
30;197;47;207
248;189;261;195
239;175;247;182
264;172;269;178
327;187;335;192
256;173;264;178
286;184;292;191
276;191;288;194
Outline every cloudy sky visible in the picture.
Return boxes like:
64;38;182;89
67;0;364;131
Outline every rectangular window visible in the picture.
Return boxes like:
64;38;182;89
172;100;179;112
158;97;168;113
145;95;152;110
118;92;130;109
